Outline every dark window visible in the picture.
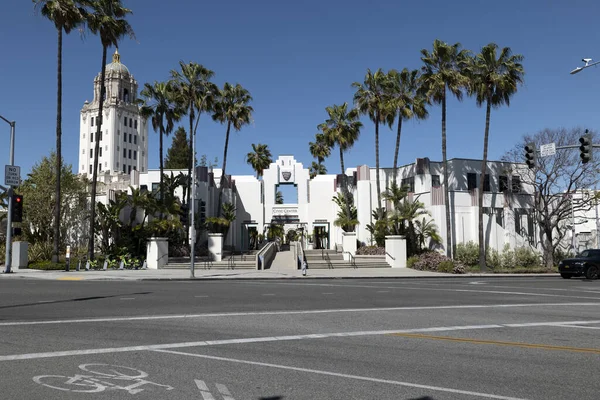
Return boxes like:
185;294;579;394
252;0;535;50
512;176;521;193
496;209;504;227
467;173;477;190
133;166;137;171
499;175;509;192
134;135;137;145
515;210;522;234
133;151;137;160
129;119;132;128
124;132;127;142
89;165;92;174
91;117;94;127
129;134;132;143
527;212;534;239
99;148;102;157
124;117;127;125
90;149;93;158
123;148;126;158
401;176;415;193
483;174;491;192
134;120;137;129
128;165;132;174
123;164;127;173
152;182;159;192
129;150;132;159
91;132;93;142
123;89;129;102
431;175;441;187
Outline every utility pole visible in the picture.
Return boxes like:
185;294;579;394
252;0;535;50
190;125;196;278
1;115;15;273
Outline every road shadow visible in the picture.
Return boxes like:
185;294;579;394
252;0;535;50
258;396;437;399
0;292;152;310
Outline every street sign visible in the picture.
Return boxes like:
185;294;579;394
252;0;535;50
540;143;556;157
4;165;20;186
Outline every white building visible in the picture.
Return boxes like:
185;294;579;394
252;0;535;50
79;49;148;177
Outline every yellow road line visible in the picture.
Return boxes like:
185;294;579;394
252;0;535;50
390;333;600;355
56;277;83;281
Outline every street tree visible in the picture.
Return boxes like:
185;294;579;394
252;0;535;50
502;127;600;268
466;43;525;272
165;127;190;169
246;143;272;179
33;0;87;263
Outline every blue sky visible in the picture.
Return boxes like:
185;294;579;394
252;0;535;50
2;0;600;186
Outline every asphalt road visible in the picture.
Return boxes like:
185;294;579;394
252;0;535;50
1;277;599;399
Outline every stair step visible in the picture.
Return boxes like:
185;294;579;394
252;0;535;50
163;261;255;270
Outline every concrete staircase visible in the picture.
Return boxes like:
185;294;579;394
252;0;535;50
303;249;389;269
163;255;256;270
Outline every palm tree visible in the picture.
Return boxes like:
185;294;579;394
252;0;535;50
212;83;254;216
420;39;471;259
170;61;218;237
387;68;429;186
352;68;391;211
396;198;430;256
275;190;284;204
139;81;182;214
309;161;327;179
414;217;442;251
246;143;272;179
84;0;134;260
309;131;332;166
467;43;525;272
34;0;86;263
319;102;362;220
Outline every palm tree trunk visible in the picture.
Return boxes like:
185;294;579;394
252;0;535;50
159;126;165;218
88;45;108;261
375;117;382;211
441;92;452;259
217;120;232;217
52;27;62;264
478;97;492;272
392;115;403;187
186;105;194;241
339;147;352;229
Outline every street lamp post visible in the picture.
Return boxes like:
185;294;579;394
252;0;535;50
570;58;600;75
0;114;16;273
190;124;196;279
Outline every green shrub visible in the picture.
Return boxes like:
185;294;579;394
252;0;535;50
438;260;455;273
455;241;479;267
28;242;53;263
0;241;5;263
28;261;66;270
486;248;501;269
406;256;419;268
514;246;541;269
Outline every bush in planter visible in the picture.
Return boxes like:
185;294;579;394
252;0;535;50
455;241;479;267
410;251;465;273
406;255;419;269
438;260;455;273
356;246;385;255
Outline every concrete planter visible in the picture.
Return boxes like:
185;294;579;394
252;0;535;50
146;237;168;269
385;235;407;268
208;233;223;262
12;241;29;269
342;232;357;261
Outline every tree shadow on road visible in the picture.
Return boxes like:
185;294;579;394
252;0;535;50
0;292;153;310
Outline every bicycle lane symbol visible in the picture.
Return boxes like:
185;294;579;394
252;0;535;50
33;363;174;394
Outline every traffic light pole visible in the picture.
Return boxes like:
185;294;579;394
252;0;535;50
1;115;15;273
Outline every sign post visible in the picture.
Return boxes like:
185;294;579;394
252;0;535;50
65;245;71;271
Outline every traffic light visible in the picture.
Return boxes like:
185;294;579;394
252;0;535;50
12;227;22;236
579;130;593;164
524;143;536;169
11;194;23;222
180;203;189;226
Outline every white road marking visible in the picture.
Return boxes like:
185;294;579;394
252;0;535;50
261;294;275;296
156;349;526;400
322;292;334;295
195;295;209;298
1;302;598;327
195;379;215;400
468;281;487;285
216;383;235;400
2;318;600;362
376;291;389;293
551;324;600;330
120;298;135;300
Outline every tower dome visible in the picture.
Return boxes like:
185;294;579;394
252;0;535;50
105;48;130;76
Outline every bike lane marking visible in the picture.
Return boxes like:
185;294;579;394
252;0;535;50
3;318;600;362
156;349;525;400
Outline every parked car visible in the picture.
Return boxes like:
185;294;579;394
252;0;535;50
558;249;600;279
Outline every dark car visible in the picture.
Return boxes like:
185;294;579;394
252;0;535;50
558;249;600;279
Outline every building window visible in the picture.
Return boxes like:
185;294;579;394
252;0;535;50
129;119;132;128
123;89;129;102
129;150;132;159
128;165;132;174
129;134;132;143
99;164;102;172
89;165;92;174
117;146;119;151
431;175;441;187
134;150;137;160
134;120;137;129
123;148;126;158
152;183;159;192
124;116;127;125
99;148;102;157
124;132;127;142
142;151;145;157
134;135;137;145
499;175;509;192
91;117;94;127
483;174;491;192
99;131;102;141
467;173;477;190
512;175;521;193
133;166;137;171
91;133;93;142
123;164;127;173
496;208;504;227
117;162;119;168
90;149;93;158
401;176;415;193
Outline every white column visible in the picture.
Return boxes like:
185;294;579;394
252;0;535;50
146;237;168;269
342;232;357;261
385;235;407;268
208;233;223;262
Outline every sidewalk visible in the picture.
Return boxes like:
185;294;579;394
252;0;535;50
0;266;560;281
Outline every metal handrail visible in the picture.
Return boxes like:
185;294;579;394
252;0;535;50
343;252;357;269
204;254;213;270
386;252;396;260
325;251;333;269
228;254;235;270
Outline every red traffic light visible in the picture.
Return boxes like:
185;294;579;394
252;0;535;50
15;196;21;203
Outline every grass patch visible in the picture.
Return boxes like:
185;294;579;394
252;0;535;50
466;265;558;274
28;261;67;270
